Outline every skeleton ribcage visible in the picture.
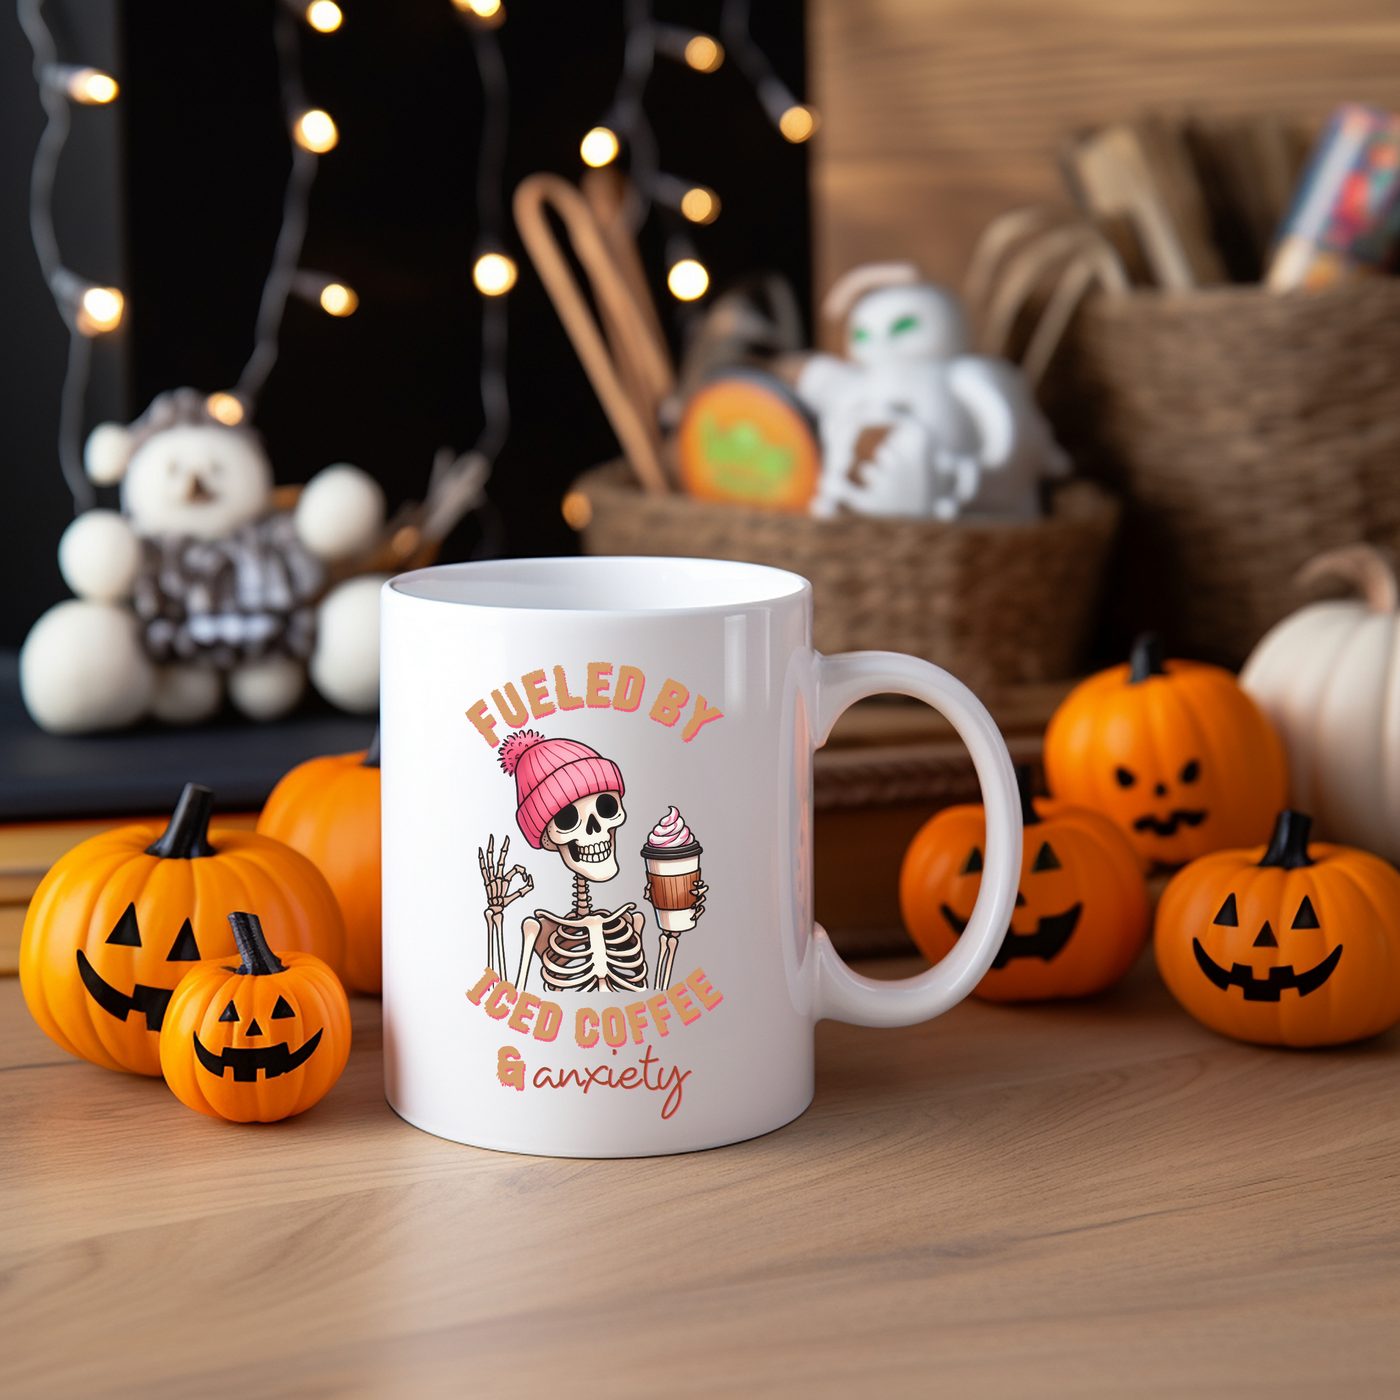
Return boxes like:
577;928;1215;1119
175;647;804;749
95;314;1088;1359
540;910;647;994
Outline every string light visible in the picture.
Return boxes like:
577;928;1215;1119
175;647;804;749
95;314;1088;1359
778;104;818;143
435;0;515;560
76;285;124;335
580;126;620;168
289;270;359;316
53;66;119;104
20;0;129;510
667;258;709;301
652;23;724;73
560;490;593;530
205;392;246;426
683;35;724;72
319;282;359;315
721;1;820;143
452;0;504;24
305;1;343;32
234;4;338;407
680;185;720;224
294;108;339;153
473;252;518;296
580;0;815;314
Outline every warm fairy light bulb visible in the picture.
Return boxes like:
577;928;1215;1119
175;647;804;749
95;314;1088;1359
305;1;343;32
473;253;517;295
66;67;119;104
680;186;720;225
205;392;245;426
667;258;709;301
580;126;620;168
683;35;723;72
76;286;124;334
452;0;504;19
294;109;339;153
778;104;819;143
561;491;593;531
319;282;359;316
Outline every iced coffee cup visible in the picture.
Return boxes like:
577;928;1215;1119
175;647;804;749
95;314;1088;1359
641;806;702;932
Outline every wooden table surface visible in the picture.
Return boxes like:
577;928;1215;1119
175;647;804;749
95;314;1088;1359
4;954;1398;1399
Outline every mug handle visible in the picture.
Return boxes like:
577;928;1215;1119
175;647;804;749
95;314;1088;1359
811;651;1021;1027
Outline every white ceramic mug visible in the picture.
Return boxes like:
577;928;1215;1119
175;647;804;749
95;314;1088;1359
380;556;1020;1157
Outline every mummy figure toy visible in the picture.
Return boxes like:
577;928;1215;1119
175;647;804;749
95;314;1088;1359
795;263;1070;521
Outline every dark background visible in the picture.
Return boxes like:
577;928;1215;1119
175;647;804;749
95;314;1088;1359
1;0;810;648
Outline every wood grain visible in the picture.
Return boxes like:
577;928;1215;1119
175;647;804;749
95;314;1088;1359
810;0;1400;299
3;959;1398;1398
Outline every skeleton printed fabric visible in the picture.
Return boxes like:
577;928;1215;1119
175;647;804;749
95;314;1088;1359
479;730;706;995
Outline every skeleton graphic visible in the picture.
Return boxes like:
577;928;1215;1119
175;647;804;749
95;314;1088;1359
480;730;705;994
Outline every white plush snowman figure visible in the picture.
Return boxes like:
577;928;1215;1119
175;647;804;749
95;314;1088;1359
796;262;1069;520
20;389;387;734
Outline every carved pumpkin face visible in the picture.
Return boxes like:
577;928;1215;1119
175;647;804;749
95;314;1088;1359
160;911;351;1121
1156;811;1400;1046
20;784;347;1076
1044;634;1288;868
901;769;1151;1001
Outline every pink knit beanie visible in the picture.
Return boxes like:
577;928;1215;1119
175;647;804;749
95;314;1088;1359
499;730;625;848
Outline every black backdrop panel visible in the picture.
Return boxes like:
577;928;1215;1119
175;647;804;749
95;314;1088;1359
122;0;811;569
1;0;809;648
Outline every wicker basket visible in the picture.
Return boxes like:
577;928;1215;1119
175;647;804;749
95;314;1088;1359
572;462;1119;690
1045;278;1400;666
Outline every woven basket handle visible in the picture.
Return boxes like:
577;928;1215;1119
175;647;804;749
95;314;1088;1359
809;652;1021;1027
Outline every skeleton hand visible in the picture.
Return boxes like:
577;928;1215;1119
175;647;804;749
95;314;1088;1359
691;880;708;921
479;833;533;916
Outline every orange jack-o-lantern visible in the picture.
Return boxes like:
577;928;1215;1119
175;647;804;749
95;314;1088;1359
161;911;351;1121
257;734;381;994
1156;810;1400;1046
1043;633;1288;868
900;767;1151;1001
20;784;346;1076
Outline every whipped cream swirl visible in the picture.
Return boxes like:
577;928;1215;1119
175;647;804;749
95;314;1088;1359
647;805;692;848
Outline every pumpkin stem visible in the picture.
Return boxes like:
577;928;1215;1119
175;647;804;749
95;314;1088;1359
362;728;380;769
1129;632;1167;683
1015;765;1041;827
146;783;216;859
1296;544;1399;614
228;912;286;975
1258;810;1315;869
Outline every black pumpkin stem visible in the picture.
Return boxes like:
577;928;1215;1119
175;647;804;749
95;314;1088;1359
1129;632;1167;683
1015;765;1041;827
1258;810;1315;869
362;728;381;769
228;912;286;976
146;783;216;859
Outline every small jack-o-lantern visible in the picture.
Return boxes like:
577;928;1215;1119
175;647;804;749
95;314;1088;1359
161;910;351;1121
900;767;1151;1000
257;732;381;993
20;783;346;1075
1043;633;1288;868
1155;810;1400;1046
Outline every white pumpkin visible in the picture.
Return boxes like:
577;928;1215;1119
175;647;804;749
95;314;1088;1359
1240;544;1400;862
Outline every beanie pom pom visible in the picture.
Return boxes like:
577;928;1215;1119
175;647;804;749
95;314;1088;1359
498;729;545;777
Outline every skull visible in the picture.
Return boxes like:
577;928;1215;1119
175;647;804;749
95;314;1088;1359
542;791;626;881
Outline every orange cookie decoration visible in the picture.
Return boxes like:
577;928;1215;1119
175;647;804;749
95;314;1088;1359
676;372;819;511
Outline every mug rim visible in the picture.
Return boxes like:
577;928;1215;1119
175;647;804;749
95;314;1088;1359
386;555;812;618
